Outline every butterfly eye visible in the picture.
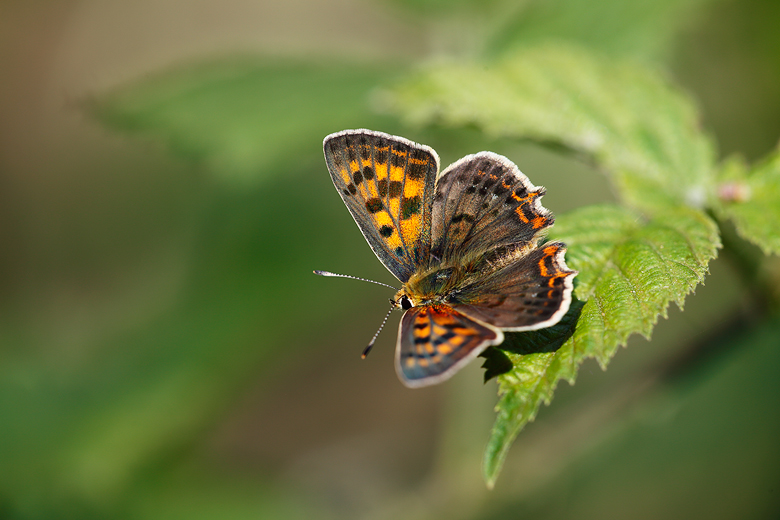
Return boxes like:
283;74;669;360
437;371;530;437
400;295;413;310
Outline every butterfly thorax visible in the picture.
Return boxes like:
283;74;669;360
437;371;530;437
394;261;477;309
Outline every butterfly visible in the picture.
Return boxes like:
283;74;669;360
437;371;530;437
321;129;576;388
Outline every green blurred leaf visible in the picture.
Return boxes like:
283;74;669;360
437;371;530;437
713;149;780;255
384;0;505;16
387;44;718;213
483;204;720;487
485;0;714;59
385;0;714;62
92;58;400;184
0;163;355;513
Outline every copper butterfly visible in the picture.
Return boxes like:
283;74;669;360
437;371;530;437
320;130;576;387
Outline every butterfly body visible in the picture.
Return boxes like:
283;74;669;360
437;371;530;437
395;262;468;307
324;129;576;388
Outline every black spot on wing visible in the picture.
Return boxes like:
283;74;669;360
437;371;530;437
389;181;403;198
401;196;421;219
451;213;475;224
365;198;383;213
436;331;457;342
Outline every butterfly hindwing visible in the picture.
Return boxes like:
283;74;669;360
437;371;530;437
396;305;503;387
431;152;553;263
452;242;577;330
324;130;439;282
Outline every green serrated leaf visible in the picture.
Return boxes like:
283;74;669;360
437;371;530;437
713;149;780;255
387;44;717;213
482;204;720;487
91;58;398;184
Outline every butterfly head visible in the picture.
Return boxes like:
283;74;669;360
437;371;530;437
392;292;415;311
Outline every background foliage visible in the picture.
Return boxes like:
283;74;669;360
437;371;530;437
1;0;779;518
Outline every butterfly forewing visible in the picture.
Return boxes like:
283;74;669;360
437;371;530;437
324;130;439;282
396;305;503;387
431;152;553;263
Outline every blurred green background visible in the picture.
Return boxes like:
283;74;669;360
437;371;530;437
1;1;779;519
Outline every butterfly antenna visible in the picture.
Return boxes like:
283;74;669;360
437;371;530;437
313;270;398;290
362;303;395;359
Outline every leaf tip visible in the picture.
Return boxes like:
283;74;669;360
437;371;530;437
483;462;499;490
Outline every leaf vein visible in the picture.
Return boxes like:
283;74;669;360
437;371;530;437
641;237;699;282
609;260;648;316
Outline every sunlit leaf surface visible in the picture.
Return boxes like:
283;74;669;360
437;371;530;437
483;205;720;486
